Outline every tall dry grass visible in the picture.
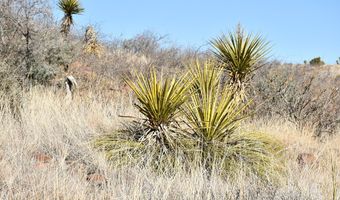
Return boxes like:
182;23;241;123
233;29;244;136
0;88;339;199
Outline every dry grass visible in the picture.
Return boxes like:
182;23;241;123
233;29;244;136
0;88;339;199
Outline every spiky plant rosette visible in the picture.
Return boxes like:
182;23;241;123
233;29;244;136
95;69;195;169
210;25;270;92
184;61;283;180
58;0;84;36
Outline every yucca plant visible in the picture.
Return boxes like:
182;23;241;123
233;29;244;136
95;69;194;168
211;25;270;90
84;26;103;57
58;0;84;36
184;61;283;180
126;70;191;135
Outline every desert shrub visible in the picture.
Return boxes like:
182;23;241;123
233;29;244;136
79;47;149;79
252;63;340;137
121;31;162;55
0;62;23;118
44;34;79;68
184;62;283;179
108;31;197;74
309;57;325;66
68;29;209;91
0;0;80;86
27;65;57;85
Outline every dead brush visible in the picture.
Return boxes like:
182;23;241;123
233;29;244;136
0;62;23;119
251;64;340;137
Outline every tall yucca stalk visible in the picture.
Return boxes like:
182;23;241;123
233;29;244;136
58;0;84;36
211;25;270;89
95;70;193;168
84;26;103;57
184;61;283;179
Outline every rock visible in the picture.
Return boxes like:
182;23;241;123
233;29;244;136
297;152;317;167
33;152;52;163
33;152;52;169
86;172;106;186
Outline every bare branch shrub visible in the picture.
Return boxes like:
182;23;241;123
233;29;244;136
108;31;198;74
0;0;80;86
0;61;22;118
251;63;340;137
73;31;199;94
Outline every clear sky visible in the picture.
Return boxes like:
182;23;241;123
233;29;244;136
52;0;340;64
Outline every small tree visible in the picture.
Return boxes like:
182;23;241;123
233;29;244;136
58;0;84;37
309;57;325;66
0;0;51;77
0;0;72;85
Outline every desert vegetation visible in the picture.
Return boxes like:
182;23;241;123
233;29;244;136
0;0;339;199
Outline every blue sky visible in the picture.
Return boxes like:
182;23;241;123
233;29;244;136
52;0;340;64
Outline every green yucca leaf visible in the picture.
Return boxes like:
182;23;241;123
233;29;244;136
185;61;248;142
95;63;284;179
95;70;194;170
126;69;191;130
58;0;84;15
183;61;283;180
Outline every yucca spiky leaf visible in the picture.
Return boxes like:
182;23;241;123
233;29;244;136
184;61;283;180
125;69;194;157
95;70;195;169
185;61;247;142
211;25;270;86
126;69;191;131
58;0;84;36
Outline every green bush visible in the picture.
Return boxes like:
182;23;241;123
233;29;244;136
27;65;57;85
309;57;325;66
